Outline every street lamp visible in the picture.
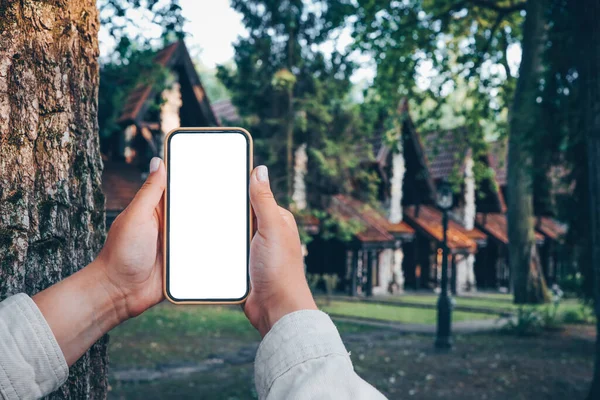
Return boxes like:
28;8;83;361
435;180;453;349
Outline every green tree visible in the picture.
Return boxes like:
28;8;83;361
217;0;370;209
335;0;552;303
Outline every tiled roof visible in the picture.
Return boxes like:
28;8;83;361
476;213;544;245
330;195;396;244
338;195;415;239
536;216;567;241
404;205;478;253
212;98;240;124
487;140;508;187
421;129;470;181
117;42;179;124
294;213;320;234
101;161;144;212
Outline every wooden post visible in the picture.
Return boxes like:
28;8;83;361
451;254;457;295
349;249;358;296
366;250;374;297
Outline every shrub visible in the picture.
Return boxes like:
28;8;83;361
502;307;543;336
306;273;322;294
322;274;340;305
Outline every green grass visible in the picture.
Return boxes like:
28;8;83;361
320;301;494;324
375;294;587;317
109;302;378;369
109;303;260;368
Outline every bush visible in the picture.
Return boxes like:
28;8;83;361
306;273;322;294
502;307;544;336
562;304;595;324
322;274;340;305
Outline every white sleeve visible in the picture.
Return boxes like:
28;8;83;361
254;310;387;400
0;294;68;400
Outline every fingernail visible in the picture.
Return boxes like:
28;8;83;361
256;165;268;182
149;157;161;173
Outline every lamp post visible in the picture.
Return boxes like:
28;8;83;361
435;180;453;349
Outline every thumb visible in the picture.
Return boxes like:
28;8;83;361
249;165;282;231
130;157;166;213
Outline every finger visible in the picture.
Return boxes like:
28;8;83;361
129;157;166;214
249;165;282;231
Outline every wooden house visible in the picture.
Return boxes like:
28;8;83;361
101;41;219;225
306;101;487;295
475;140;567;289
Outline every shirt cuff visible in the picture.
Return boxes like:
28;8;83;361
0;293;68;399
254;309;350;399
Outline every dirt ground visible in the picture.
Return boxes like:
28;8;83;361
108;324;594;399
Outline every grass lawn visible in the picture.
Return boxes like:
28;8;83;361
374;293;590;319
109;302;376;369
108;299;595;400
320;300;494;324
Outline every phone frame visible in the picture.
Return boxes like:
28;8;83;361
163;127;253;305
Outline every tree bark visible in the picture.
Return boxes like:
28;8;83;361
0;1;108;398
507;0;550;304
577;1;600;397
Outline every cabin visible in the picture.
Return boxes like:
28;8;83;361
306;101;488;295
396;111;486;294
101;41;219;225
475;140;567;289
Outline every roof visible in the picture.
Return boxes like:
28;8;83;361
294;213;320;235
421;129;470;181
487;140;508;187
338;195;415;240
212;98;240;124
101;161;144;212
117;41;218;126
476;213;544;245
330;195;396;245
404;205;479;254
536;216;567;242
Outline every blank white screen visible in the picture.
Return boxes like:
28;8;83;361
168;131;248;301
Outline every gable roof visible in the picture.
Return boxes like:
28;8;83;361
476;212;544;245
421;129;471;181
535;216;567;242
117;41;218;127
336;195;415;240
404;205;479;254
330;195;395;244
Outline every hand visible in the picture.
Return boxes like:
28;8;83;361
33;157;166;366
95;157;166;320
244;165;317;337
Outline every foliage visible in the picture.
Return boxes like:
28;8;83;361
196;61;231;103
314;209;365;242
98;0;185;62
327;0;526;189
501;307;544;336
98;48;173;155
306;273;322;294
322;274;340;305
217;0;374;214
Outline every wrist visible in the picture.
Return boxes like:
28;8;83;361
259;289;318;337
88;259;131;325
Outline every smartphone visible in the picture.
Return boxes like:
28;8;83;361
164;127;252;304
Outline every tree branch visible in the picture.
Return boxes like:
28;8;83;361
467;0;526;13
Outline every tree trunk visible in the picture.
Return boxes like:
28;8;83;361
578;1;600;397
507;0;550;304
0;1;108;398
